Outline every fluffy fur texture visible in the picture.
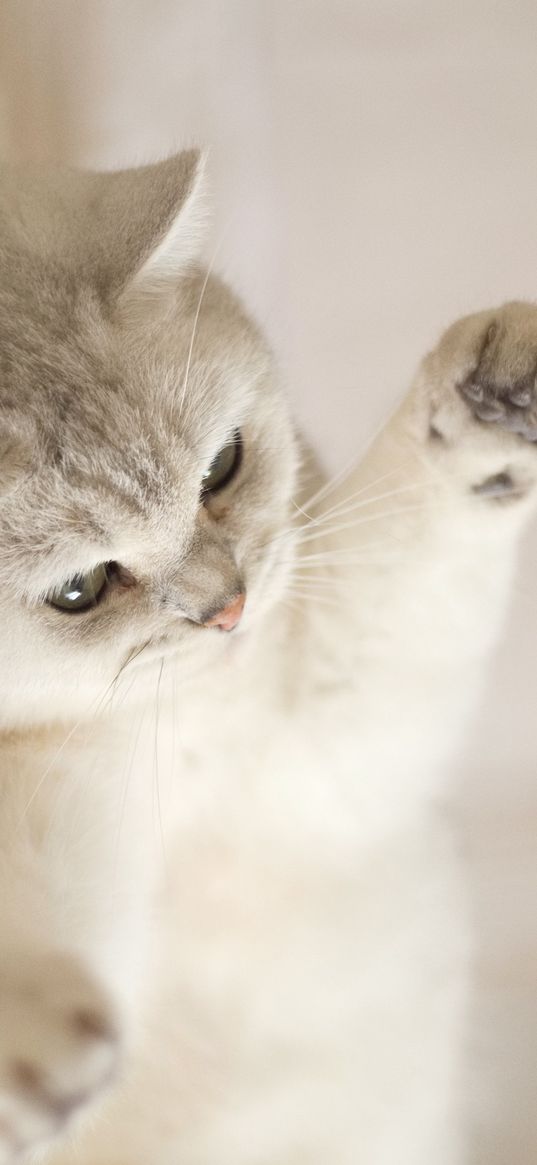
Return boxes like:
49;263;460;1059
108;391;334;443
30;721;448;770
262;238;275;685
0;152;536;1164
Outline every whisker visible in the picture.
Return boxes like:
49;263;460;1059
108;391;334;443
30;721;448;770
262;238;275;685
296;451;364;515
171;662;178;781
296;502;429;545
291;498;318;523
178;235;226;417
286;577;340;591
16;639;152;828
153;656;168;878
113;692;148;877
287;540;399;564
299;478;423;531
294;454;412;519
285;587;346;610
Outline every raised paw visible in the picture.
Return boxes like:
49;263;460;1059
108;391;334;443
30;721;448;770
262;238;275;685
419;301;537;503
457;302;537;441
0;953;119;1162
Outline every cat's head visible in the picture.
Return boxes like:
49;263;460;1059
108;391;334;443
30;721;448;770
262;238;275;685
0;152;298;727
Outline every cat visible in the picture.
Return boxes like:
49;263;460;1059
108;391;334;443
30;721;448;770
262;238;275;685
0;148;535;1165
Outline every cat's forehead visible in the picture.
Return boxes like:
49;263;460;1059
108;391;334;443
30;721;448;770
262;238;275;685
0;265;114;420
0;253;269;459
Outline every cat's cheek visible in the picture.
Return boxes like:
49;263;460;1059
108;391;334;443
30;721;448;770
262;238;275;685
203;498;230;522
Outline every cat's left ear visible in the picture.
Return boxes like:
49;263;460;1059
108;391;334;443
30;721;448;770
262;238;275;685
88;149;208;305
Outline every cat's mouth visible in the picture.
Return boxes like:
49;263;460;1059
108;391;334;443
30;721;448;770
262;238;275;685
126;617;246;671
119;549;286;677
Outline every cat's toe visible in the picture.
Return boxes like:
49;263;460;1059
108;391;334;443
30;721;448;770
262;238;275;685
457;308;537;442
460;374;537;439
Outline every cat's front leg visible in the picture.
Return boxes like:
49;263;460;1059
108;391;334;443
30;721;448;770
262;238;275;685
0;719;157;1163
0;950;118;1163
304;301;537;825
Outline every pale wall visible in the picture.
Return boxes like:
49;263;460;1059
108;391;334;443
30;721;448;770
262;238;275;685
0;3;536;1158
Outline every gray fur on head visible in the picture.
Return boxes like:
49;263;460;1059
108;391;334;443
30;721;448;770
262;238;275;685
0;152;298;728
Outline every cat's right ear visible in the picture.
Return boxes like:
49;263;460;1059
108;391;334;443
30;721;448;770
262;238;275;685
85;150;208;309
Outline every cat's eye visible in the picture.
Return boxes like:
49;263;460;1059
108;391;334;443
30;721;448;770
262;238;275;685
47;563;109;613
201;431;242;496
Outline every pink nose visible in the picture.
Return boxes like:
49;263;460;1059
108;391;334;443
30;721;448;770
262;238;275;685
203;593;246;631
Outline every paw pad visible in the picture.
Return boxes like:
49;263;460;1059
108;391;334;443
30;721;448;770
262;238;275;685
458;312;537;442
472;470;528;501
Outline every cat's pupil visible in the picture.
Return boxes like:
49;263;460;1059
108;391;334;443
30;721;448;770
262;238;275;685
202;431;242;496
48;563;109;613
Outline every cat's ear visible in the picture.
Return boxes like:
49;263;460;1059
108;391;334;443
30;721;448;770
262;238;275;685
87;150;208;305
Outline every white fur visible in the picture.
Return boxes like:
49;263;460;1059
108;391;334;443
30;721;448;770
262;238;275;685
4;377;535;1165
0;161;536;1163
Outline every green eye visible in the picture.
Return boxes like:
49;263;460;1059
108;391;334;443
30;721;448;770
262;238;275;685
47;563;109;612
201;431;242;496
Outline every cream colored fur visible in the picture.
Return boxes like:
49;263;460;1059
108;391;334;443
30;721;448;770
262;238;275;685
0;154;536;1164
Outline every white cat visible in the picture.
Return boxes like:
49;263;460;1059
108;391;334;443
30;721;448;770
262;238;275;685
0;150;535;1164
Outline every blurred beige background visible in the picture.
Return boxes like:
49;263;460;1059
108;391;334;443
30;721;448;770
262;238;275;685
0;1;536;1158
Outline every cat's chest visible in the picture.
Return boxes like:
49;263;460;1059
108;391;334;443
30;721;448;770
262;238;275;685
122;670;364;867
